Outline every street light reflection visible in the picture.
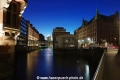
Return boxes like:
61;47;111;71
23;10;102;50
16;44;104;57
27;50;39;75
85;64;89;80
45;48;53;63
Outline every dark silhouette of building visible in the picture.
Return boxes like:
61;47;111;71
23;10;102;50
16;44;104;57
39;33;45;41
74;10;120;46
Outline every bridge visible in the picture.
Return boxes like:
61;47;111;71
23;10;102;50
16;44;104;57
92;48;120;80
39;41;53;44
39;41;53;48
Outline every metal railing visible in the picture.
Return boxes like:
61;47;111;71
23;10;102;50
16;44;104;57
92;49;106;80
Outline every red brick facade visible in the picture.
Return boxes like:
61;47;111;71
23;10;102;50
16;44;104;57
75;10;120;46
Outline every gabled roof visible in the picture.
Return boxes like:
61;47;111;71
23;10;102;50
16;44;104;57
83;20;88;26
99;14;113;22
83;13;114;26
76;10;119;31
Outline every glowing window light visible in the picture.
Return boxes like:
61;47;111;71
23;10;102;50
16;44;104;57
0;23;4;37
15;0;24;3
8;0;12;1
0;21;3;29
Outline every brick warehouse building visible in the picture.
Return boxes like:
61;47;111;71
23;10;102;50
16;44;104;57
0;0;27;64
26;21;39;51
74;10;120;46
0;0;27;79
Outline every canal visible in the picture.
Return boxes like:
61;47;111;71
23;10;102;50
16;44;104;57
15;48;96;80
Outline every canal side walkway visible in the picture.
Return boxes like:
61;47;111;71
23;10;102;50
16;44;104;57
103;48;120;80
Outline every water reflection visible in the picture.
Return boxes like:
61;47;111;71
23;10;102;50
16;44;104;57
16;48;91;80
27;50;39;80
85;64;90;80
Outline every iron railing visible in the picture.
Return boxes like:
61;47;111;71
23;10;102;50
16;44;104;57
92;49;106;80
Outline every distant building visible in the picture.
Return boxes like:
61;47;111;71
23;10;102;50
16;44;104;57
27;21;39;50
74;10;120;46
52;27;70;49
39;33;45;41
47;34;51;41
54;34;78;49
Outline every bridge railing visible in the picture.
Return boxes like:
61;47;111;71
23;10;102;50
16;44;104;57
39;41;53;44
92;49;106;80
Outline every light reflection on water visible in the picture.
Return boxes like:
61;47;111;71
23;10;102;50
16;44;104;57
16;48;90;80
85;64;90;80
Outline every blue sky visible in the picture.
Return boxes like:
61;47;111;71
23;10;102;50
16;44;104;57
22;0;120;39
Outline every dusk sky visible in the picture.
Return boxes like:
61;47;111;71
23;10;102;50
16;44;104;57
22;0;120;39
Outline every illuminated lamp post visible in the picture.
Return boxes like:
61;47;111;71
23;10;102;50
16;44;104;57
114;38;116;46
87;37;90;44
78;39;80;48
87;38;90;41
85;37;90;47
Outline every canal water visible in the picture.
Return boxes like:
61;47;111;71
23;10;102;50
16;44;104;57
16;48;95;80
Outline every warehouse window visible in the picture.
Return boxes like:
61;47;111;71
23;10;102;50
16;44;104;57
5;32;10;36
6;1;20;28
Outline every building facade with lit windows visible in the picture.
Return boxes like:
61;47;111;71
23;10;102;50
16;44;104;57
52;27;70;49
15;17;40;53
27;21;39;51
74;10;120;46
15;17;28;52
55;34;78;49
0;0;27;64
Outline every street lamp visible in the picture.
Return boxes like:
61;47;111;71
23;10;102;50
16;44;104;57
87;38;90;41
114;38;116;45
87;38;91;43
